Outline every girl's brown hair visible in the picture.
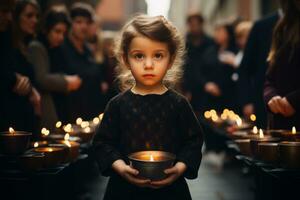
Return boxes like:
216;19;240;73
114;14;185;91
268;0;300;67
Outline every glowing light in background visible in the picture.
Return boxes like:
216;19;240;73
145;0;171;18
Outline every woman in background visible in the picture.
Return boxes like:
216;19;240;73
28;9;82;131
264;0;300;129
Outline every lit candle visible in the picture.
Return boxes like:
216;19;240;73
292;126;297;135
128;151;176;180
252;126;258;134
76;117;83;125
0;128;32;155
250;114;256;122
56;121;62;128
259;129;264;138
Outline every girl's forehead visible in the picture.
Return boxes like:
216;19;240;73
129;36;169;51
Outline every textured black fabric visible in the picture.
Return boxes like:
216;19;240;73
92;88;204;199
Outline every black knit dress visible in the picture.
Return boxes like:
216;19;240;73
92;89;204;200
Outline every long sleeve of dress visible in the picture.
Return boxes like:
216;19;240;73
176;99;204;179
28;41;68;93
92;97;123;176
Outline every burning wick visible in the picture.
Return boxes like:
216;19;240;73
250;114;256;122
252;126;258;134
41;128;50;136
9;127;15;135
64;133;70;141
76;118;83;125
56;121;62;128
83;127;91;133
150;154;154;161
34;142;39;148
292;126;296;134
259;129;264;138
93;117;100;125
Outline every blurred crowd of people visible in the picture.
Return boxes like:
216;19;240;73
0;0;117;137
0;0;299;139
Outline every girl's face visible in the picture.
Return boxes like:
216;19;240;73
47;23;67;48
19;4;38;36
126;36;171;91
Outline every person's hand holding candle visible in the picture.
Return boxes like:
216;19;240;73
149;162;187;189
112;159;151;187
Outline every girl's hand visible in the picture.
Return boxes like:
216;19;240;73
150;162;187;189
112;159;151;187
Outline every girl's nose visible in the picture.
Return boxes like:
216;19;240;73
144;58;154;69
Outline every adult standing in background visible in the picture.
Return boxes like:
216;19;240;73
264;0;300;130
58;2;104;122
238;11;280;128
183;13;215;114
28;9;82;131
0;0;33;131
0;0;41;136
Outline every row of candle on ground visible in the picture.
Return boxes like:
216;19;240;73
233;128;300;169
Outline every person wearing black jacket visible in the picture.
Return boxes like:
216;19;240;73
55;2;104;122
238;12;280;128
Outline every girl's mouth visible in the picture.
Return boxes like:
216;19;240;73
143;74;155;78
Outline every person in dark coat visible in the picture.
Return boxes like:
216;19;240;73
28;9;82;131
1;0;40;136
183;13;215;113
56;2;104;122
264;0;300;130
238;12;280;128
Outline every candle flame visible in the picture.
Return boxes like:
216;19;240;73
204;111;211;119
64;133;70;141
252;126;258;134
76;117;83;125
292;126;296;134
34;142;39;148
56;121;62;128
236;118;242;127
48;148;53;152
41;128;50;136
93;117;100;125
211;115;219;122
9;127;15;134
99;113;104;120
80;121;89;128
64;124;73;133
83;127;91;133
250;114;256;122
64;140;71;147
150;154;154;161
259;129;264;138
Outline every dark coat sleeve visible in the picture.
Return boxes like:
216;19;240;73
176;98;204;179
92;97;123;176
286;90;300;111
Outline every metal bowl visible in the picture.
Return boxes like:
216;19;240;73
250;137;280;158
279;142;300;169
128;151;176;181
19;152;45;171
0;131;32;155
258;142;278;163
234;139;251;156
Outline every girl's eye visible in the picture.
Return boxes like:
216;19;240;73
154;53;163;60
134;53;144;60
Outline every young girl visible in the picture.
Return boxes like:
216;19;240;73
92;15;203;200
